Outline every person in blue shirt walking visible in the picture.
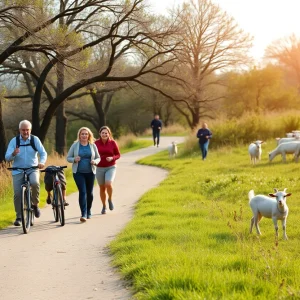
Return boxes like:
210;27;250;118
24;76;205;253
196;122;212;160
150;114;162;147
5;120;47;226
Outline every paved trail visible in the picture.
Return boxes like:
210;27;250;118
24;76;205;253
0;137;185;300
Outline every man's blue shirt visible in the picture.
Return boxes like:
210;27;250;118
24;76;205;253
5;135;47;175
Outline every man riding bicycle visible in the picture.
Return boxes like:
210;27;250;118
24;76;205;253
5;120;47;226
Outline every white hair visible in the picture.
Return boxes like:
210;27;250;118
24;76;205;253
19;120;32;129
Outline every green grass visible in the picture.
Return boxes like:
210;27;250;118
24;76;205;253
109;139;300;299
120;139;153;153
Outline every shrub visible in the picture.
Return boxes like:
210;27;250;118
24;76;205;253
142;123;187;137
180;111;300;156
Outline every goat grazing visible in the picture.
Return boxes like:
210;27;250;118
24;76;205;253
249;188;292;240
167;142;178;158
269;141;300;162
248;140;264;164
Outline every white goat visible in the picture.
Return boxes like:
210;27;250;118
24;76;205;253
269;141;300;162
276;137;300;145
293;143;300;162
167;142;178;158
248;140;264;164
249;188;292;240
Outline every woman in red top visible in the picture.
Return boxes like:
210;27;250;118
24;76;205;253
95;126;121;214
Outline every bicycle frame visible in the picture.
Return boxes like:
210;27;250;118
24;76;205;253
42;166;67;226
52;172;62;222
21;170;34;232
7;166;38;234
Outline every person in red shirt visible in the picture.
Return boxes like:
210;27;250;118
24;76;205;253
95;126;121;214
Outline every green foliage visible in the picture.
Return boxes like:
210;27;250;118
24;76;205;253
110;141;300;299
142;124;187;138
223;65;300;117
180;111;300;156
117;136;153;153
282;115;300;133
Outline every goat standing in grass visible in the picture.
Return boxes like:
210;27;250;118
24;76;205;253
248;140;264;164
249;188;292;240
269;141;300;162
167;142;178;159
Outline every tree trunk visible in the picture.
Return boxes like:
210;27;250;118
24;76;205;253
0;98;7;163
91;92;107;129
55;7;67;156
191;107;200;129
55;60;67;155
55;104;67;155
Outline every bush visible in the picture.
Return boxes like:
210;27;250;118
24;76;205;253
142;124;187;137
180;111;300;156
116;134;137;149
282;115;300;133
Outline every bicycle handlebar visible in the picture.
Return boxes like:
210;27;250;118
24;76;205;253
7;166;39;171
40;166;68;173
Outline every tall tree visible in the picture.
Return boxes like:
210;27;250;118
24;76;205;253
0;0;181;143
55;0;67;155
223;65;299;117
0;95;6;163
265;34;300;91
66;85;125;131
168;0;252;128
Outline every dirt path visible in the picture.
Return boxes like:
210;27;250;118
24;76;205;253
0;136;185;300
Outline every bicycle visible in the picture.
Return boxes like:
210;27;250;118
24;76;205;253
7;166;39;234
41;166;67;226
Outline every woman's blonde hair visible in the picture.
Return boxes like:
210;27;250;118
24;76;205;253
75;127;95;144
99;126;114;139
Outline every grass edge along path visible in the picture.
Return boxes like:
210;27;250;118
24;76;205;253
109;141;300;300
0;139;152;230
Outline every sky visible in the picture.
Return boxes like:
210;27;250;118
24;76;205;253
147;0;300;61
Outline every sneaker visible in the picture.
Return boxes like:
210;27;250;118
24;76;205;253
108;199;114;211
101;206;106;214
63;200;69;206
14;218;21;226
80;216;87;222
87;214;91;219
32;205;41;218
46;195;52;204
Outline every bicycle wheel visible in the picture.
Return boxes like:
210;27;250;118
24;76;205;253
21;186;31;234
52;192;59;222
30;190;35;226
56;184;65;226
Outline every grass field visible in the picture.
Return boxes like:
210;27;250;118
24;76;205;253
109;139;300;299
